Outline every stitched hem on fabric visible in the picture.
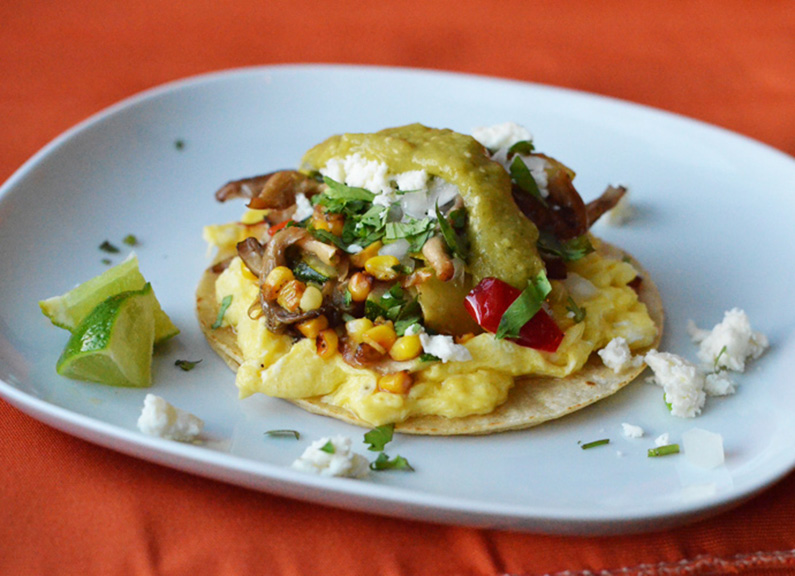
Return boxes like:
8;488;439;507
507;549;795;576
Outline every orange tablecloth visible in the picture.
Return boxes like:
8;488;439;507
2;1;794;574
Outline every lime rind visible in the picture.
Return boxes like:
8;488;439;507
56;284;156;388
39;253;179;343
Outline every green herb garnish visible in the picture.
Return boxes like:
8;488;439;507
714;345;728;371
174;359;202;371
419;353;441;362
495;272;552;339
510;156;546;206
101;258;112;265
264;430;300;440
566;296;586;323
648;444;680;457
319;440;336;454
364;424;394;452
212;295;232;329
435;202;468;260
99;240;120;254
174;139;185;150
369;452;414;471
384;218;435;253
537;232;594;262
580;438;610;450
122;234;138;246
507;140;535;156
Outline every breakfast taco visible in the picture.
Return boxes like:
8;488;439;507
197;123;663;435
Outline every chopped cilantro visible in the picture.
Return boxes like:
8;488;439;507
101;258;112;265
648;444;680;457
566;296;586;323
537;232;594;262
580;438;610;450
174;359;202;371
99;240;120;253
319;440;336;454
435;202;468;260
364;424;394;452
174;139;185;150
507;140;535;156
495;272;552;339
510;156;547;206
419;353;440;363
714;345;728;371
384;218;435;253
264;430;300;440
212;295;233;329
369;452;414;471
122;234;139;246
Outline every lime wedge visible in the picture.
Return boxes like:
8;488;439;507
56;284;156;387
39;253;179;343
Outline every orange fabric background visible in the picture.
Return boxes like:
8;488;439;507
1;1;794;575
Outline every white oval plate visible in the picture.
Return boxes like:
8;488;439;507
2;65;794;535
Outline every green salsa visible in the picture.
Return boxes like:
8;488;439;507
301;123;544;289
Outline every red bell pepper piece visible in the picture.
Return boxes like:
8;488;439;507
267;219;293;236
464;277;564;352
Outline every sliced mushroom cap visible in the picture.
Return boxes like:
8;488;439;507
215;170;323;211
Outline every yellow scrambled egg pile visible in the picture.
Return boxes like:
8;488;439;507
206;229;656;426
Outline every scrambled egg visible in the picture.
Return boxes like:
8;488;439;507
207;240;656;426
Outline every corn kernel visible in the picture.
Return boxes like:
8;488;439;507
349;241;382;268
364;255;401;281
310;205;345;237
454;333;475;345
316;328;339;358
296;315;329;339
345;318;374;344
362;322;397;354
299;284;324;312
378;371;413;394
347;272;374;302
389;334;422;361
276;279;306;312
262;266;295;300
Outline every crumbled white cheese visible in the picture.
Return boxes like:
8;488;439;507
654;432;671;447
403;323;424;336
606;192;634;226
563;273;599;301
292;192;314;222
137;394;204;442
644;350;706;418
621;423;645;438
704;371;737;396
394;169;428;192
346;243;364;254
472;122;532;150
419;333;472;363
322;153;392;195
598;337;643;373
291;435;369;478
687;308;769;373
682;428;725;469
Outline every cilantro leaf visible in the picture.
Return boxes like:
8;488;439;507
99;240;120;254
495;272;552;339
384;218;435;253
537;232;594;262
212;295;233;329
566;296;586;323
369;452;414;472
319;440;336;454
364;424;394;452
507;140;535;156
509;156;547;206
435;202;469;260
264;430;300;440
174;359;202;371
